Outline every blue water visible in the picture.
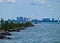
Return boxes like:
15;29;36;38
0;23;60;43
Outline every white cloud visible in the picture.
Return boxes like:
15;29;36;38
33;0;54;7
7;0;16;3
34;0;47;4
33;0;57;10
0;0;16;3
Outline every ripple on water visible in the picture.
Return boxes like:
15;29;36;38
0;23;60;43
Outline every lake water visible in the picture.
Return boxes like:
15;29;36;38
0;23;60;43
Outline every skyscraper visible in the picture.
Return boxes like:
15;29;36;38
17;17;23;23
52;18;54;22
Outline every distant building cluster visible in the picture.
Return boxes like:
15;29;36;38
8;17;31;23
32;18;60;23
0;17;60;24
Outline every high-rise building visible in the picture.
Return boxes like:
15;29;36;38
58;17;59;23
24;17;31;22
24;17;27;22
8;19;11;23
52;18;54;22
42;18;51;22
17;17;23;22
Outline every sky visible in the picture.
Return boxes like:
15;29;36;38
0;0;60;20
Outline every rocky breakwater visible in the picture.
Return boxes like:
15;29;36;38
0;31;12;39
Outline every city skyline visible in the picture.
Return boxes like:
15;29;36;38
0;16;59;22
0;16;60;20
4;17;60;24
0;0;60;20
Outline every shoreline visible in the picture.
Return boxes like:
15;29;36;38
0;24;34;39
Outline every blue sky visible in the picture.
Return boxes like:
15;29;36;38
0;0;60;20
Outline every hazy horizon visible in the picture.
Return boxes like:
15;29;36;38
0;0;60;20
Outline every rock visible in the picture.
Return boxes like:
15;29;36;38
0;32;11;36
6;37;12;39
0;35;12;39
8;29;20;32
8;29;16;32
0;35;6;39
31;25;34;26
20;27;25;30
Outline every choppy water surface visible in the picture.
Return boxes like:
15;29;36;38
0;23;60;43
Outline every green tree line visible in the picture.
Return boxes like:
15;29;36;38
0;18;33;31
